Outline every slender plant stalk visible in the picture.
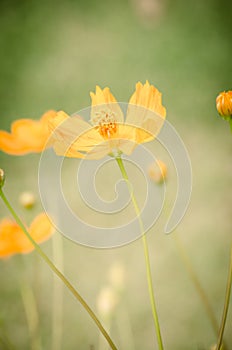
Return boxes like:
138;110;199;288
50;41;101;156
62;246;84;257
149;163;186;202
115;156;164;350
0;321;15;350
216;245;232;350
230;119;232;133
18;252;42;350
174;235;219;335
116;304;135;350
98;318;111;350
0;188;118;350
20;279;41;350
51;233;64;350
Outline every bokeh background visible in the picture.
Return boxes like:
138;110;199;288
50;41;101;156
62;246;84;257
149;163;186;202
0;0;231;349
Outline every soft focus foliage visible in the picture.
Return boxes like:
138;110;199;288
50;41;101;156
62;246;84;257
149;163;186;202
0;0;231;349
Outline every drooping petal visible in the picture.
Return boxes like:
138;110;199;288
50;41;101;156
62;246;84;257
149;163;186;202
90;86;124;124
126;81;166;141
0;213;54;258
0;110;57;155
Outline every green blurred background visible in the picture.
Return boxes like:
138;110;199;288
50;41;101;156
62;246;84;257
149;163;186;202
0;0;231;349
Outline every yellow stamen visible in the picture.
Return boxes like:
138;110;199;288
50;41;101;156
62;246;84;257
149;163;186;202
91;109;118;139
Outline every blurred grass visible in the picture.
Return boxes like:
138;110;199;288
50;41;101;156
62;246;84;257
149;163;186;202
0;0;232;349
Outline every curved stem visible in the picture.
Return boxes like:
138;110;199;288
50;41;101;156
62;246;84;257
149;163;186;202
216;245;232;350
0;188;118;350
115;156;164;350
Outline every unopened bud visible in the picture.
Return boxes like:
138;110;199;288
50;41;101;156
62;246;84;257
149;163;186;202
19;191;36;209
148;160;167;184
216;91;232;121
0;169;5;188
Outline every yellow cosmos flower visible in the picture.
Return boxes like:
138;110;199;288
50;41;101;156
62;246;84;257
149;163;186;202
216;90;232;121
49;81;166;159
0;213;54;258
0;110;57;155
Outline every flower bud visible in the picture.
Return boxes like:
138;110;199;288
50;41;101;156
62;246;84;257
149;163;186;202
19;191;36;209
148;160;167;184
216;91;232;121
0;169;5;188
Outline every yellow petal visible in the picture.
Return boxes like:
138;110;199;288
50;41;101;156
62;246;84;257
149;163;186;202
0;213;54;258
0;219;19;258
128;81;166;118
0;110;57;155
90;86;124;123
49;111;110;159
18;213;54;254
126;81;166;142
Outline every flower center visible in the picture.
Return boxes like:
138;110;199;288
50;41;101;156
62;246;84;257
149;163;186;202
91;109;118;139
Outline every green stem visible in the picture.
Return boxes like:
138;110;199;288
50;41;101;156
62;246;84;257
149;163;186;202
216;245;232;350
174;235;219;335
51;233;64;350
0;323;15;350
0;188;118;350
20;279;41;350
115;156;164;350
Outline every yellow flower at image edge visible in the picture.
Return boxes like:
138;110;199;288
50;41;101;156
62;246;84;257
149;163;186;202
49;81;166;159
0;110;57;155
216;91;232;121
0;213;54;258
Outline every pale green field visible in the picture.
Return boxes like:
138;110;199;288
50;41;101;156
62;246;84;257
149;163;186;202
0;0;231;349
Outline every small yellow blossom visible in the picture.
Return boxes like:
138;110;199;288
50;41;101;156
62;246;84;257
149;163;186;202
0;110;57;155
49;81;166;159
148;160;167;184
216;91;232;121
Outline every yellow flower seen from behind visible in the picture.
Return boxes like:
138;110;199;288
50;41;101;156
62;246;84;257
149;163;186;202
0;213;54;258
0;110;57;155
